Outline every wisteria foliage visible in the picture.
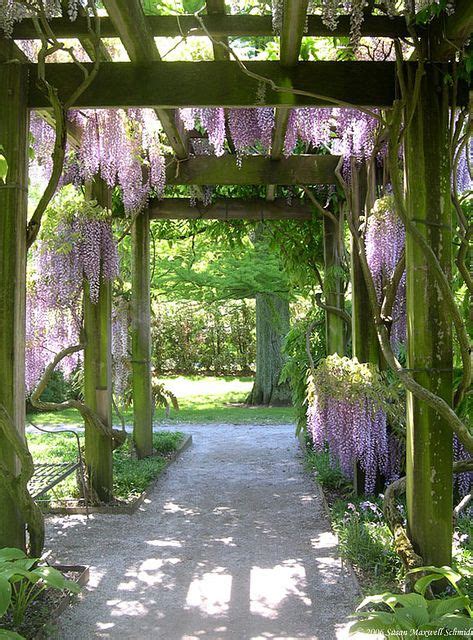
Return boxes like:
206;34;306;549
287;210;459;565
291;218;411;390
365;195;406;349
307;355;404;494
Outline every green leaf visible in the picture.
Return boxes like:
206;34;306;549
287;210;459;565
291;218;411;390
439;614;473;630
182;0;205;14
0;574;12;616
356;592;398;611
0;549;27;562
0;149;7;183
0;630;25;640
33;566;80;593
428;596;470;619
390;593;428;609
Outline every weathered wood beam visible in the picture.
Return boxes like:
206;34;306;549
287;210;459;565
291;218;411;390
28;60;405;108
0;39;82;149
12;15;410;39
0;63;29;549
102;0;188;159
131;208;153;458
206;0;230;61
268;0;309;200
164;154;338;185
149;197;314;220
430;0;473;60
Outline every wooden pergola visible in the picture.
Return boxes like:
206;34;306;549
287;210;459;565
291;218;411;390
0;0;471;567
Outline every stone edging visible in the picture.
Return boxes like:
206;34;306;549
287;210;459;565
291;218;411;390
46;434;193;516
34;564;89;639
298;432;362;596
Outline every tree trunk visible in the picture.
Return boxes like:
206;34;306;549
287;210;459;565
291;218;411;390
323;214;345;356
0;64;29;549
83;275;113;503
131;208;153;458
247;292;291;406
404;64;453;567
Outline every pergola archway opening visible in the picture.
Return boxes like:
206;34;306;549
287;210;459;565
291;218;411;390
0;0;471;587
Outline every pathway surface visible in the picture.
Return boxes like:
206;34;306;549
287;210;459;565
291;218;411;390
47;424;362;640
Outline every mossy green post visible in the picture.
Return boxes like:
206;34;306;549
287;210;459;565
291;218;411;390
404;64;453;567
83;180;113;503
350;161;381;495
131;208;153;458
323;216;345;356
0;64;29;548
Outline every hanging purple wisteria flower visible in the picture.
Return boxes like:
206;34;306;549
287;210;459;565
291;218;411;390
307;354;404;494
365;195;406;350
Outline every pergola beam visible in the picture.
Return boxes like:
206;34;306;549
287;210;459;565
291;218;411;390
149;197;314;220
28;61;467;110
27;60;403;108
11;15;410;39
102;0;188;159
163;154;338;185
268;0;309;201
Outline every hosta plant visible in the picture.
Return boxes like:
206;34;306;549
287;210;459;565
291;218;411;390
350;566;473;637
0;547;80;635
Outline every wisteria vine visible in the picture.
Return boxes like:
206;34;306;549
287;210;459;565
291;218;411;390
307;354;404;494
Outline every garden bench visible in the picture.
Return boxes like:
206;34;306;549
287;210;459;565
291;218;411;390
28;424;86;502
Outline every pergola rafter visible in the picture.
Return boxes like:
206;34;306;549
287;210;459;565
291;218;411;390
11;14;410;40
267;0;309;201
102;0;188;159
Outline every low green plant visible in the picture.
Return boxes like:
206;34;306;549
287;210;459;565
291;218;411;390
350;566;473;637
0;547;80;637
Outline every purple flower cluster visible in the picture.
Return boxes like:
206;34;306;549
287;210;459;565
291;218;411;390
112;300;129;401
308;394;389;494
228;108;274;158
365;196;406;349
306;355;400;494
26;208;119;391
0;1;97;37
454;435;473;497
284;108;333;156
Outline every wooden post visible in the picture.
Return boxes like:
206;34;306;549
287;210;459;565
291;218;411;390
83;179;113;502
131;208;153;458
404;64;453;566
323;215;345;356
0;64;29;548
350;161;382;495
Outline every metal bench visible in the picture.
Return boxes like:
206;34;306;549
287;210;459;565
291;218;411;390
28;422;86;502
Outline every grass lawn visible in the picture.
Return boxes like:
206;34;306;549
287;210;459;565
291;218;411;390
28;431;184;503
27;375;295;427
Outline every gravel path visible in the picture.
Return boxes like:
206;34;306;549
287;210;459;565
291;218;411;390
46;423;362;640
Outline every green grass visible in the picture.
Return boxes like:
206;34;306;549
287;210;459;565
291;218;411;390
28;431;184;503
27;375;295;427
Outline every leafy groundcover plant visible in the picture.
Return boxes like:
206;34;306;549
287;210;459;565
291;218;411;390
0;547;80;640
350;566;473;637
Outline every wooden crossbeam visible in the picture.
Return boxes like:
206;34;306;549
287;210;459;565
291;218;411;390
27;60;402;108
11;15;409;39
102;0;188;159
149;197;313;220
268;0;309;201
163;154;338;185
28;60;466;110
